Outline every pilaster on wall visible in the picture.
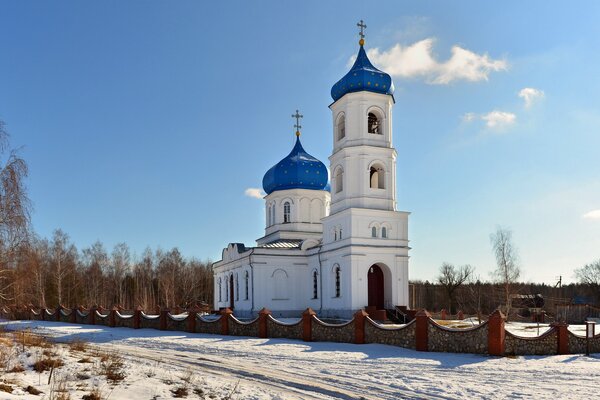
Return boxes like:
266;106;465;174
220;308;233;335
415;310;431;351
551;322;569;355
488;310;505;356
302;308;316;342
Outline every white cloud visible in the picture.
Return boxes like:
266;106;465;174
583;209;600;220
244;188;265;199
518;88;545;108
359;38;507;84
462;110;516;130
481;111;517;129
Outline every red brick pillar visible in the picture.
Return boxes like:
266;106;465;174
551;322;569;355
186;305;200;333
70;307;77;323
56;306;62;322
354;309;368;344
89;306;96;325
457;310;464;320
40;308;46;321
440;309;447;321
133;306;143;329
258;308;271;338
302;308;316;342
160;308;170;330
415;310;431;352
109;306;118;328
488;310;506;356
220;308;233;335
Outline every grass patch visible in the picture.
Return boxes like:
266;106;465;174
32;357;64;372
0;383;13;393
99;353;126;383
25;385;42;395
172;386;189;398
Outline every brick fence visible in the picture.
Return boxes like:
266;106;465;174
1;306;598;356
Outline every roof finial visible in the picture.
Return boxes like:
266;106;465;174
292;109;303;137
357;19;367;46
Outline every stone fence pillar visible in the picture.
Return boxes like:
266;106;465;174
354;309;368;344
457;310;464;320
551;322;569;355
488;310;505;356
302;308;316;342
186;305;200;333
89;306;97;325
440;309;447;320
220;308;233;335
258;308;271;338
109;306;118;328
415;310;431;351
159;308;170;330
70;307;77;323
56;306;62;322
133;306;143;329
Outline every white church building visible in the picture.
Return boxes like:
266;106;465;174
213;24;410;319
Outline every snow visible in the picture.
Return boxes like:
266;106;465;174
1;319;600;399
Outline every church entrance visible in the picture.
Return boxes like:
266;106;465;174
368;264;384;310
229;275;235;310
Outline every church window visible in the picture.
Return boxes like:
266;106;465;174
218;278;222;302
235;273;239;301
372;226;377;238
370;165;385;189
382;227;387;238
334;229;337;241
337;114;346;141
334;266;341;298
339;228;342;239
312;270;318;299
267;205;271;226
335;168;344;193
368;112;381;134
271;204;276;225
272;269;288;300
244;271;249;300
284;202;291;223
225;278;229;301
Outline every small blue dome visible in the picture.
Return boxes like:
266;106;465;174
262;136;329;195
331;44;394;102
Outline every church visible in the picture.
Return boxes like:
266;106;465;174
213;22;410;319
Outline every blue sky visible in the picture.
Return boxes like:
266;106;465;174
1;1;599;283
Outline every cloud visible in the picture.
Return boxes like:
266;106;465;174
462;111;516;130
583;209;600;220
359;38;507;84
244;188;265;199
518;88;545;108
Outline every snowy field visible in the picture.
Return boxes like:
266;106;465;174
1;319;600;399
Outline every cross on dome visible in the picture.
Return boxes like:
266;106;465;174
292;109;303;136
357;19;367;45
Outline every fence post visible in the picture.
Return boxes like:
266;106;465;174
440;309;447;320
70;307;77;323
354;309;368;344
551;322;569;355
160;308;170;331
109;306;118;328
457;310;464;320
186;305;200;333
302;308;316;342
415;310;431;351
133;306;142;329
220;308;232;335
258;308;271;338
56;305;62;322
89;306;96;325
488;309;506;356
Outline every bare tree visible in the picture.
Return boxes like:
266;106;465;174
437;263;473;313
490;226;521;316
110;242;130;307
0;120;31;302
575;259;600;298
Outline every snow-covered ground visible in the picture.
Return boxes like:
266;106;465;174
1;319;600;399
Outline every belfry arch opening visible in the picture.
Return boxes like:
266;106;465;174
368;112;381;134
370;165;385;189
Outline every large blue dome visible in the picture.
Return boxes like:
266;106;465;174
331;44;394;102
262;136;329;195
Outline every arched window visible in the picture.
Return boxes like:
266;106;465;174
244;271;249;300
334;265;341;298
271;204;276;225
382;227;387;238
370;165;385;189
284;202;291;223
312;270;318;299
339;227;342;240
368;112;381;134
218;278;222;302
337;114;346;141
225;277;229;301
235;273;239;301
371;226;377;238
335;168;344;193
334;229;337;241
267;205;271;226
272;269;288;300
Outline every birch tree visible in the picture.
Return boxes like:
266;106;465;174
490;226;520;316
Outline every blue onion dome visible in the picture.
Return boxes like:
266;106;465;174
262;135;329;195
331;41;394;102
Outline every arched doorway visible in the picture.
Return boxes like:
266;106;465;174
368;264;384;309
229;275;235;309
